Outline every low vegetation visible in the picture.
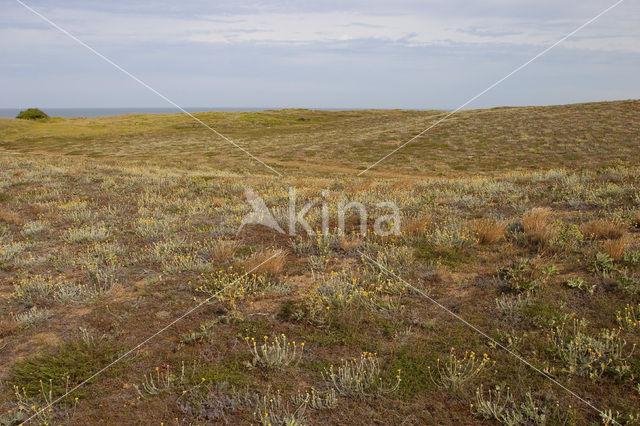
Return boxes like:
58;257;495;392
0;102;639;423
15;108;49;121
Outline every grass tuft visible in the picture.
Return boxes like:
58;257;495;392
471;218;506;245
243;248;287;276
602;234;631;261
522;207;557;247
582;219;625;240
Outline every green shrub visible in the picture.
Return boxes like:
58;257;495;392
246;333;304;369
389;344;436;397
565;277;596;293
8;336;123;398
473;385;573;425
322;352;400;398
16;108;49;120
548;319;632;381
622;249;640;265
499;260;557;294
593;252;616;277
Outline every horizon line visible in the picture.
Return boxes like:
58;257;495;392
0;98;637;114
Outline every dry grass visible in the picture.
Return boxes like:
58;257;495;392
632;210;640;230
345;181;372;193
339;236;363;252
1;100;638;176
0;209;23;225
471;219;506;245
582;219;625;240
522;207;557;247
602;234;632;260
209;239;239;263
243;248;288;276
403;214;433;236
0;319;19;338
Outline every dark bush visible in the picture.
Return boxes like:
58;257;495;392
16;108;49;120
9;337;123;398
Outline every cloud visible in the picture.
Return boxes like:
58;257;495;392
1;1;638;108
3;2;639;52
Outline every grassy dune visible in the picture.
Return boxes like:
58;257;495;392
0;101;639;424
1;100;638;176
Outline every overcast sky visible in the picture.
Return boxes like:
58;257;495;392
1;0;639;109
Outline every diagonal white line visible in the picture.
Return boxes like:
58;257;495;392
358;250;618;424
13;0;282;177
357;0;626;176
23;251;283;424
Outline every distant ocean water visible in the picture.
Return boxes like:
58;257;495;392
0;107;272;119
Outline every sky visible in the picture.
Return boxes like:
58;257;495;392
1;0;639;109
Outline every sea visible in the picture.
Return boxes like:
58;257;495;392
0;107;273;119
